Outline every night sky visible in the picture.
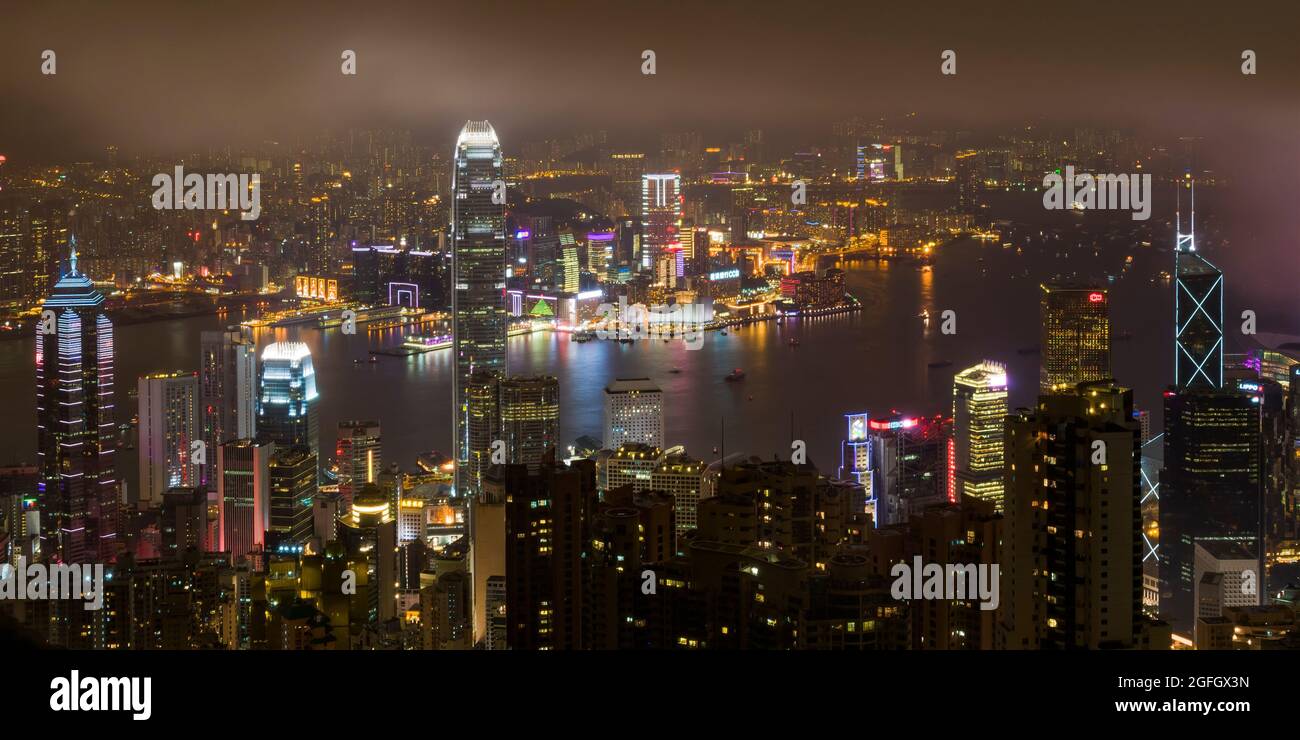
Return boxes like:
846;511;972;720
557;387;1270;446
1;1;1295;153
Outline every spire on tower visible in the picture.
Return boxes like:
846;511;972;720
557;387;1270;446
1175;175;1195;253
69;234;79;276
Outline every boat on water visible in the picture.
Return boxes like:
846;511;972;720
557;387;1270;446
571;330;594;343
669;367;682;374
724;368;746;382
788;338;800;347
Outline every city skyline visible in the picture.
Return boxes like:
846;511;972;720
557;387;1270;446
2;4;1299;678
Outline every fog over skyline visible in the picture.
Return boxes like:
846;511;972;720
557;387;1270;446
1;0;1297;156
3;0;1297;309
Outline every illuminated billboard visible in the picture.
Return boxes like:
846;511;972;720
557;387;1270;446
296;275;338;302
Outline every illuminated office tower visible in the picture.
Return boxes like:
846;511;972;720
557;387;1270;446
336;420;382;511
952;361;1009;512
27;199;67;306
605;443;663;493
680;224;710;277
35;243;119;563
1159;387;1261;633
1002;382;1144;649
559;236;580;293
857;143;903;181
608;152;646;217
0;196;27;313
1039;283;1111;392
452;120;507;498
337;483;397;625
650;450;706;534
268;446;316;546
199;327;257;485
137;371;200;507
839;412;873;521
954;150;981;214
641;174;681;274
499;376;560;472
257;341;319;458
603;378;664;449
218;439;272;564
396;497;427;544
868;415;951;527
613;217;641;275
463;371;501;499
1173;181;1223;390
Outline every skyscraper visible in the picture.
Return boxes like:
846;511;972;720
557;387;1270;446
1039;283;1111;392
1173;181;1224;390
0;196;29;313
952;361;1009;513
1159;387;1261;633
603;378;664;449
868;414;951;527
463;371;501;499
493;456;597;650
954;149;981;215
499;376;560;471
36;244;119;563
268;446;316;547
1001;382;1145;649
608;152;646;218
199;327;257;485
336;420;382;511
257;341;319;458
452;120;507;498
641;173;681;275
650;450;706;534
137;371;200;507
218;439;272;564
337;483;397;625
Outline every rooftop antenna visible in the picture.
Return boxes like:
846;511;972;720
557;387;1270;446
1175;176;1195;253
68;234;79;276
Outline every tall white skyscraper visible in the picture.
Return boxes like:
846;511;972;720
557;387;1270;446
603;378;664;449
952;361;1009;512
452;120;507;498
257;341;319;458
138;371;200;506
